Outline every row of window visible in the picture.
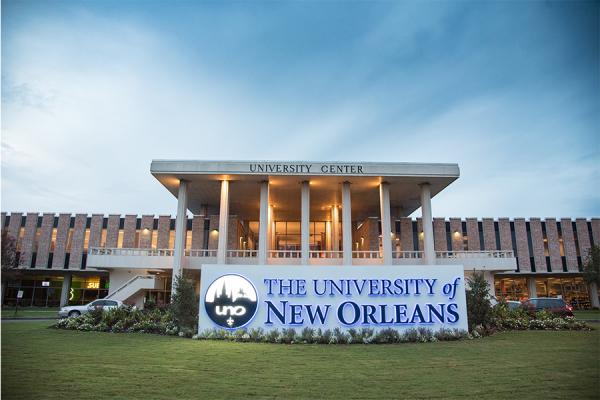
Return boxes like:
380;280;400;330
494;276;592;309
3;216;596;271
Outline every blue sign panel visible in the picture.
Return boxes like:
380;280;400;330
198;265;468;333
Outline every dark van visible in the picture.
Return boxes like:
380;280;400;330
521;297;573;317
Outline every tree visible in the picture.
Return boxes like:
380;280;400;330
1;229;19;281
170;273;199;331
465;271;493;330
582;244;600;286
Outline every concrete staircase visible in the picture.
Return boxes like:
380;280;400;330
105;275;159;303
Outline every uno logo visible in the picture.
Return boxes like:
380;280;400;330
204;274;258;329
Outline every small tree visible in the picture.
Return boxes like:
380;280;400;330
466;271;493;330
582;244;600;286
1;230;20;281
170;273;198;331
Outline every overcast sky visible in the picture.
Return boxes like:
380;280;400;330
1;1;598;218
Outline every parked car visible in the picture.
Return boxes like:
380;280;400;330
521;297;573;317
506;300;522;310
59;299;124;318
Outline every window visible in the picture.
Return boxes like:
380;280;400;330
186;230;192;249
83;229;90;252
16;227;25;251
100;229;107;248
65;229;74;252
168;231;175;249
50;229;57;251
151;231;158;249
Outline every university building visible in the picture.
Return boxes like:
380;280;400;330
2;160;598;309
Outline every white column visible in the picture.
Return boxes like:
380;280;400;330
420;183;435;265
527;277;537;298
172;179;188;295
301;181;310;264
217;180;230;264
258;181;269;264
379;182;392;264
589;282;599;308
342;181;353;265
60;273;72;307
331;205;340;252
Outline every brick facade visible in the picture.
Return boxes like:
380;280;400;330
449;218;463;251
139;215;154;248
157;216;171;249
7;212;22;241
18;213;39;267
105;215;121;248
592;218;600;246
544;218;562;272
399;218;413;252
481;218;496;251
122;215;137;248
52;214;71;269
529;218;546;272
514;218;530;272
575;218;591;260
3;213;597;276
433;218;447;251
68;214;87;269
191;215;205;249
466;218;480;251
88;214;103;249
498;218;513;251
35;213;55;268
561;219;579;272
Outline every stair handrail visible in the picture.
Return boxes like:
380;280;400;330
105;275;154;299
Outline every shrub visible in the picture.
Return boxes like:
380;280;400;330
170;274;199;331
374;328;401;344
299;327;315;344
466;272;493;331
280;328;297;344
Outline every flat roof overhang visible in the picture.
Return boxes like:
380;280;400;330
151;160;460;220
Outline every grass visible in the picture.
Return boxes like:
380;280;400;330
1;307;59;319
573;310;600;320
1;322;598;399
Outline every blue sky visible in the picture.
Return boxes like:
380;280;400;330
1;0;598;218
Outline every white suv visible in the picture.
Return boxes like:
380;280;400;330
58;299;124;318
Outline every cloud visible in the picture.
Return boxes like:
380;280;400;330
1;2;598;218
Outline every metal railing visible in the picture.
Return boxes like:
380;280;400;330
187;249;217;257
105;275;154;300
268;250;302;259
435;250;514;259
393;251;424;259
309;250;343;259
89;247;175;256
227;249;258;258
90;247;515;261
352;250;381;259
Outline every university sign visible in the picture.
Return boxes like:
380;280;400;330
199;265;468;333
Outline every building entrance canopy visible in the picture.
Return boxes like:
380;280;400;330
151;160;460;221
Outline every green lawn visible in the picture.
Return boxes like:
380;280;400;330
574;310;600;320
1;322;598;400
1;307;59;319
